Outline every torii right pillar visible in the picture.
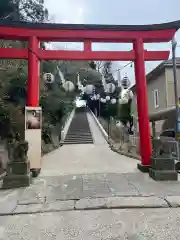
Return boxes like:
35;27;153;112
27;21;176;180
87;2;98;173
133;39;152;172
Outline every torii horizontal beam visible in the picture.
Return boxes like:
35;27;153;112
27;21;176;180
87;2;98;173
0;20;178;42
0;48;170;61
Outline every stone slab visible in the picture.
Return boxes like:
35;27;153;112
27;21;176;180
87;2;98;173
18;198;45;205
42;200;74;211
75;198;106;210
46;176;83;201
105;196;168;208
14;200;75;214
0;189;23;215
165;196;180;207
75;196;168;209
82;174;111;198
13;204;43;214
19;183;47;204
124;172;180;197
106;173;140;196
0;198;18;215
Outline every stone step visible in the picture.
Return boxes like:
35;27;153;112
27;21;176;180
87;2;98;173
65;131;91;135
67;129;91;132
64;110;93;145
65;134;92;138
65;136;92;140
63;141;93;145
65;139;93;143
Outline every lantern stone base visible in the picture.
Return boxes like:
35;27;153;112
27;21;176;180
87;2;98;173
151;157;175;171
7;161;30;175
149;169;178;181
137;163;150;173
149;156;178;181
2;161;32;189
2;173;32;189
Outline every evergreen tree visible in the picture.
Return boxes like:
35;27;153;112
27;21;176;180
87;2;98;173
89;61;97;70
0;0;48;22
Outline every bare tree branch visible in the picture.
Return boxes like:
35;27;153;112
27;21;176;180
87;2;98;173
95;61;105;72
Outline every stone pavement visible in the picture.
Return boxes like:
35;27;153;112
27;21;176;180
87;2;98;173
0;112;180;239
2;208;180;239
1;172;180;239
1;172;180;216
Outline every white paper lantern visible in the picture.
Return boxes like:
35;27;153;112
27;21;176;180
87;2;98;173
119;88;130;104
100;98;106;103
121;75;131;88
85;84;95;94
111;98;117;104
96;94;100;100
43;73;54;84
106;96;110;101
63;81;75;92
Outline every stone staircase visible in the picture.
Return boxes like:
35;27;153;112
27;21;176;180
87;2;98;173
63;108;93;144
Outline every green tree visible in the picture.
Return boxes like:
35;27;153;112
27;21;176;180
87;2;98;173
0;0;48;22
0;0;16;20
89;61;97;70
19;0;48;22
5;67;27;106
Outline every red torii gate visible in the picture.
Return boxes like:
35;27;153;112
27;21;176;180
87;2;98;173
0;20;179;171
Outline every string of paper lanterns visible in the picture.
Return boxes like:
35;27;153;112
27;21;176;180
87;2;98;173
43;72;75;92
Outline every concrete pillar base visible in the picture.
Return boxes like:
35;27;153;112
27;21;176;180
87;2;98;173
137;163;150;173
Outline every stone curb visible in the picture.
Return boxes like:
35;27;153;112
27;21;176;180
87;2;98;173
164;196;180;207
13;200;75;214
110;145;141;160
61;108;75;141
0;196;174;215
74;196;168;210
90;110;109;142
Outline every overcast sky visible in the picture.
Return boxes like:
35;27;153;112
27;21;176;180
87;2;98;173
44;0;180;83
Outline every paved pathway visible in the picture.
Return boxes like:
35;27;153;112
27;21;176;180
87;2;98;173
1;112;180;239
1;208;180;239
41;112;139;176
1;111;180;216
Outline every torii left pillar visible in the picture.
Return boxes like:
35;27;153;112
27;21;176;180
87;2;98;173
26;36;42;177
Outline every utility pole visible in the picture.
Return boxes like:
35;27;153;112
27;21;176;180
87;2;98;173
172;37;180;141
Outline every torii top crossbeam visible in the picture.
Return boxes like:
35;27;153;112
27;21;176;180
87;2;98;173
0;20;179;42
0;20;179;61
